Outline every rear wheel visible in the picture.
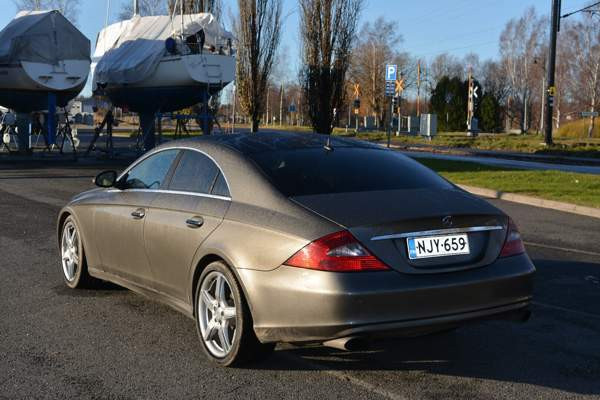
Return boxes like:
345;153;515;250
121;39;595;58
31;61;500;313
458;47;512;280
60;216;96;288
195;261;274;366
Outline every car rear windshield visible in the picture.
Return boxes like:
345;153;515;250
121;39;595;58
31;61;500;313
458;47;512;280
248;147;452;197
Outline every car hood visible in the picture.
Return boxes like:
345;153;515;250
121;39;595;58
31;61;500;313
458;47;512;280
70;187;105;204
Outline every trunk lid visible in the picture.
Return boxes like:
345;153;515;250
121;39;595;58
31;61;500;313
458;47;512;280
292;188;508;274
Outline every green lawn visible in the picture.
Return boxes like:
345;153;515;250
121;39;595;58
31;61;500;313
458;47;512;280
415;158;600;209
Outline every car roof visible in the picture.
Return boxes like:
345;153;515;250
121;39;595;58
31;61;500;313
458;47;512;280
168;131;382;155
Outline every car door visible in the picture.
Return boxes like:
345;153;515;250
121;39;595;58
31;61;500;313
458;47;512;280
94;149;179;288
143;149;231;302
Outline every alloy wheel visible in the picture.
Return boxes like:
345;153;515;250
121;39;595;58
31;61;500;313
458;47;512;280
198;271;238;358
61;221;80;282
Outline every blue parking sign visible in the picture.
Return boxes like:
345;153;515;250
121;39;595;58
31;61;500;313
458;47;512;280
386;64;397;81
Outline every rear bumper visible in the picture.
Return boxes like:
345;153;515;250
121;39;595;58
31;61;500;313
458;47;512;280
237;254;535;343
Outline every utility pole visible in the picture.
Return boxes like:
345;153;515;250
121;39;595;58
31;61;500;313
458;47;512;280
540;76;545;134
417;60;421;117
297;94;301;127
231;82;236;134
279;84;283;127
266;86;269;126
347;96;350;133
544;0;561;145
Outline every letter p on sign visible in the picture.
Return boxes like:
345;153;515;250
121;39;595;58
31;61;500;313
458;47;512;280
386;64;397;81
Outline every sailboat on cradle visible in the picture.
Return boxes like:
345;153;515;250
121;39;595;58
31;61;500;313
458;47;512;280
0;10;89;112
92;0;235;147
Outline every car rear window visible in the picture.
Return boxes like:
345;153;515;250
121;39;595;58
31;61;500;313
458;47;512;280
247;147;452;197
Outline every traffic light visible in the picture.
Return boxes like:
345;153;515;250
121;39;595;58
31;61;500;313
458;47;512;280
353;99;360;109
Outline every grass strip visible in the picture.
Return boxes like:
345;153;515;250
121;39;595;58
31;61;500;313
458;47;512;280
414;158;600;209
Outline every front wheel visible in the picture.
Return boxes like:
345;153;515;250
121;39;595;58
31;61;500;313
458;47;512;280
60;216;97;288
194;261;274;366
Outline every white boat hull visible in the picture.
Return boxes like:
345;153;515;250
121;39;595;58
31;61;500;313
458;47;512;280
0;59;89;111
96;53;235;113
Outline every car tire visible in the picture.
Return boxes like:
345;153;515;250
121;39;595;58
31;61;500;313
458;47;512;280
194;261;275;366
59;216;97;289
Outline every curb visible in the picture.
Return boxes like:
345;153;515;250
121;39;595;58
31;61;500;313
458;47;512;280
384;143;600;167
458;184;600;220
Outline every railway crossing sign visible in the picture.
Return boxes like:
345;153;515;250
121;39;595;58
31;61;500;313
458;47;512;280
395;78;405;96
353;83;360;98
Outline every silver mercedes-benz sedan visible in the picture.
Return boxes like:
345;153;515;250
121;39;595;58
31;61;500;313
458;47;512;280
57;132;535;366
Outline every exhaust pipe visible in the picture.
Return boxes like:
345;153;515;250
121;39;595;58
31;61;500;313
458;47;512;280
517;309;532;322
499;308;531;323
323;336;369;351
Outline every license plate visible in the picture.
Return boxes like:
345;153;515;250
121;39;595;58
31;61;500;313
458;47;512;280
407;234;470;260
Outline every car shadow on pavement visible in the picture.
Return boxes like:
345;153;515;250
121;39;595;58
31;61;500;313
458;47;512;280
252;256;600;398
52;281;126;298
259;317;600;396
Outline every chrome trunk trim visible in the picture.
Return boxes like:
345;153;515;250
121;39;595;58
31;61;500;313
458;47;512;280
370;226;504;241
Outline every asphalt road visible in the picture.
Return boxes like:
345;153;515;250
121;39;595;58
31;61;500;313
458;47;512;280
1;161;599;400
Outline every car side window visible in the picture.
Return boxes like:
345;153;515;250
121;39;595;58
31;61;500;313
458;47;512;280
211;172;230;197
123;149;179;190
168;150;220;194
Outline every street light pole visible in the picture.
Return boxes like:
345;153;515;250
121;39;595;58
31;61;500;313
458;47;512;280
544;0;560;145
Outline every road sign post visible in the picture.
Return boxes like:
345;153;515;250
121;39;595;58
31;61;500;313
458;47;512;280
467;70;479;136
385;65;397;147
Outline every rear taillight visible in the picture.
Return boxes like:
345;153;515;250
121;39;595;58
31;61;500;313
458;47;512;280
285;230;390;272
500;219;525;258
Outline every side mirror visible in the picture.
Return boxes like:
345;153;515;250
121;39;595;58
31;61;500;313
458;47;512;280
94;170;118;188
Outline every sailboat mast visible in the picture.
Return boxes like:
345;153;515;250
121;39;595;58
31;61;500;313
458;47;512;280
180;0;184;40
105;0;111;27
133;0;139;16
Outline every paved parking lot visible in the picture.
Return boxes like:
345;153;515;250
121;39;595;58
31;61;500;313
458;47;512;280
1;160;599;399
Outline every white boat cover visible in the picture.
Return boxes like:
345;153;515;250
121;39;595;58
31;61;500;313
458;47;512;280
94;13;233;85
0;10;90;65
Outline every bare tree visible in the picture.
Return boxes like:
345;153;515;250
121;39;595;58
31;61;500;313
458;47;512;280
299;0;363;134
235;0;283;132
563;14;600;138
168;0;222;18
499;7;545;133
481;59;509;105
13;0;80;23
119;0;166;20
350;17;413;129
463;53;481;80
428;53;463;86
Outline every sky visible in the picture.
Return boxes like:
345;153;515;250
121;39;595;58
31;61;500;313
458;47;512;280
0;0;592;96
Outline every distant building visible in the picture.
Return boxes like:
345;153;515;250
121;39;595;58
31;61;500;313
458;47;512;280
69;101;83;116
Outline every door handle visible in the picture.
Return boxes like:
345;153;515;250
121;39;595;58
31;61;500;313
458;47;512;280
131;208;145;219
186;216;204;228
